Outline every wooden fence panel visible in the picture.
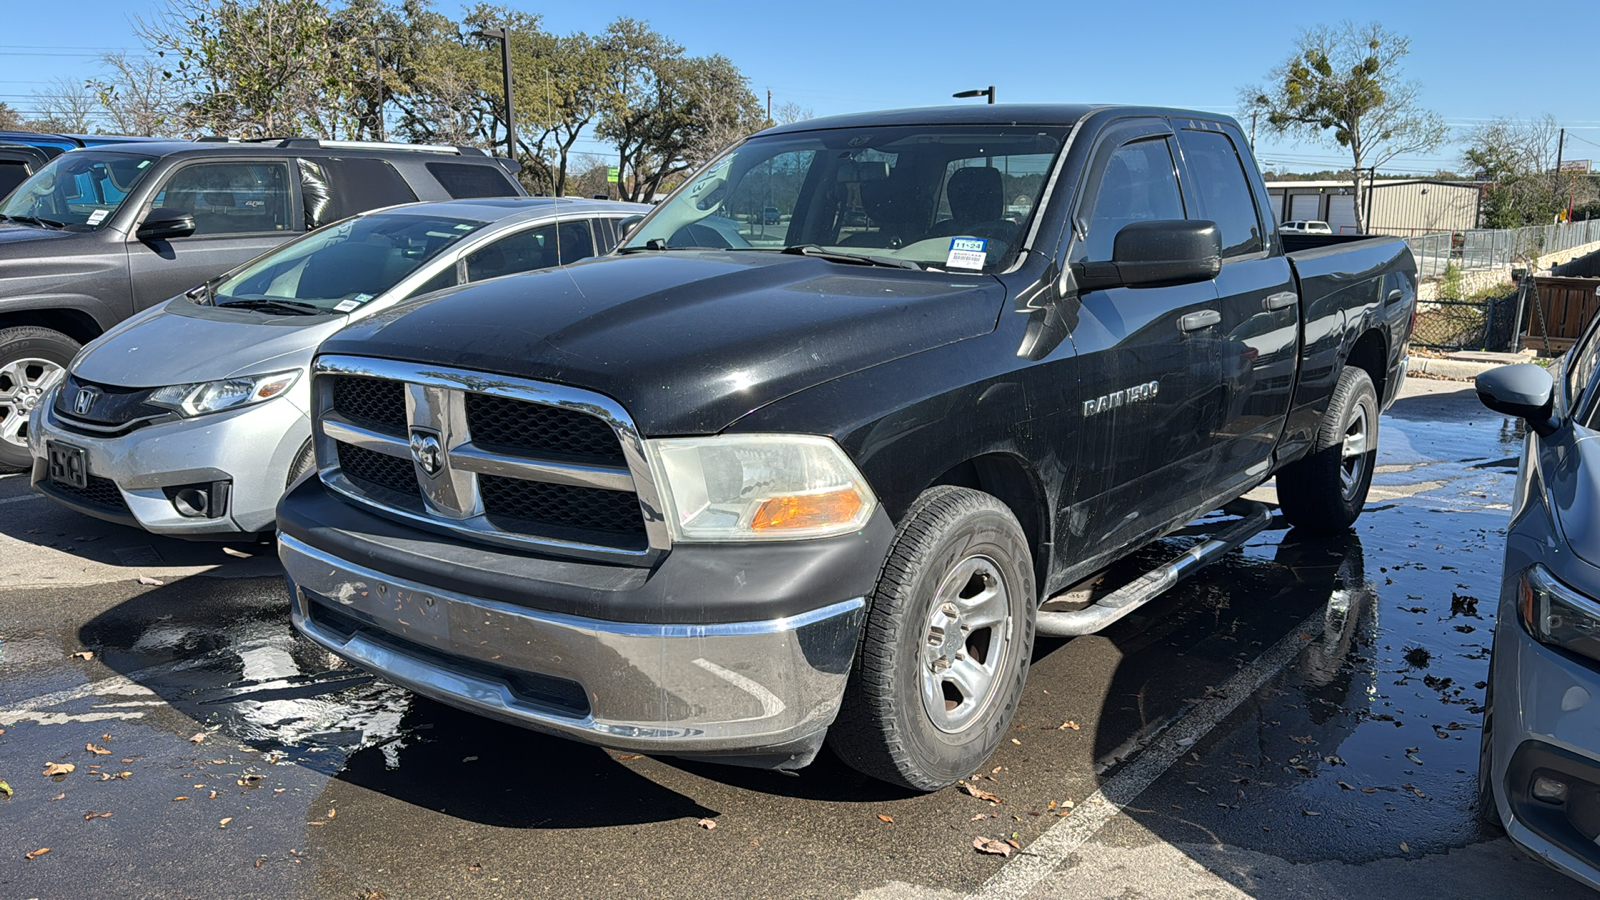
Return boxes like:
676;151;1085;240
1527;276;1600;344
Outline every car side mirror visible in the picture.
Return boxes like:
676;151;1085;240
1076;220;1222;290
137;208;196;242
1477;363;1559;437
617;216;642;240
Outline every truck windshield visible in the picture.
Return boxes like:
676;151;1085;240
0;151;157;230
622;124;1069;274
209;212;486;313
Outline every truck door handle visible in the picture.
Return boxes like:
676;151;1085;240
1264;291;1298;311
1387;289;1403;303
1179;310;1221;332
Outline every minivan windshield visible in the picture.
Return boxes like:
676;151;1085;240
0;151;157;230
622;124;1068;273
209;212;486;313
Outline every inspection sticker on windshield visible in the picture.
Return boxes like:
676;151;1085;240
946;238;987;270
86;209;108;225
334;299;362;312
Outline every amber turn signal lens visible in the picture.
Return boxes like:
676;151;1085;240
750;489;864;532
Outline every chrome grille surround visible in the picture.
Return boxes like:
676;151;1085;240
313;355;668;563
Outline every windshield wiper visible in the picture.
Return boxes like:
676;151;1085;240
6;214;66;229
215;298;322;316
780;244;922;270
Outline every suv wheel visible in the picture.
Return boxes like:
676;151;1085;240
1276;366;1378;535
829;486;1035;791
0;326;79;470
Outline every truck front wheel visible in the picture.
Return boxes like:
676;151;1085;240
0;326;79;471
829;486;1035;791
1276;366;1378;535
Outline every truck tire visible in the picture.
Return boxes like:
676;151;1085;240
1276;366;1378;535
287;438;316;488
829;486;1035;791
0;326;80;471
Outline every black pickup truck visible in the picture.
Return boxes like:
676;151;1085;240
276;105;1416;790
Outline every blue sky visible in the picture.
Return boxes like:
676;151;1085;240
4;0;1599;174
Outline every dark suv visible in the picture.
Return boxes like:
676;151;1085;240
0;138;523;467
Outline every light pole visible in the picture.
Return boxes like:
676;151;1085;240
952;86;995;105
475;26;515;161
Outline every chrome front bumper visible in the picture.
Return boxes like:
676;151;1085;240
280;534;865;764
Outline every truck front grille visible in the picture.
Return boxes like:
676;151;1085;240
313;357;663;561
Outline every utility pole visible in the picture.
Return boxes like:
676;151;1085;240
475;26;515;162
767;88;772;124
1249;111;1258;150
1555;127;1565;216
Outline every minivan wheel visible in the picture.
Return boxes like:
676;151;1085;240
0;326;79;471
1276;366;1378;535
828;486;1035;791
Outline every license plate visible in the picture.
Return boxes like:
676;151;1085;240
47;442;87;490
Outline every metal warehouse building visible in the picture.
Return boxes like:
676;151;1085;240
1265;179;1484;235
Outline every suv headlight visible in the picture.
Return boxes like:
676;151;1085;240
1520;564;1600;666
644;434;876;542
148;370;301;418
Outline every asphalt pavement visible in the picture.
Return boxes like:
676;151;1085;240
0;378;1590;899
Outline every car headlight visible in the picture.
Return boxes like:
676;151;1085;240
147;370;301;418
1520;564;1600;666
644;434;876;542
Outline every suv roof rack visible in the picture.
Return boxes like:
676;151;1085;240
192;136;489;156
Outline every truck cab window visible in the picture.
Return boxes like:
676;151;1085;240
1179;131;1263;258
1081;138;1185;262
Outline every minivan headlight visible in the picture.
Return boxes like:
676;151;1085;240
644;434;876;542
148;370;301;418
1520;564;1600;666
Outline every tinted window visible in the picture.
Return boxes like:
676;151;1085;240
0;151;156;229
300;157;418;229
465;220;596;282
0;161;28;198
1567;320;1600;409
406;265;459;299
151;161;293;235
1180;130;1263;258
1081;138;1185;262
426;162;519;199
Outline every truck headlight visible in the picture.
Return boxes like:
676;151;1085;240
148;370;300;418
1520;565;1600;666
644;434;876;542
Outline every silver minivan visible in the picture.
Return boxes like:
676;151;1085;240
28;197;648;537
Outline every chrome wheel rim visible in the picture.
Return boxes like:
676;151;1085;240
0;357;64;450
1339;404;1370;500
919;555;1013;734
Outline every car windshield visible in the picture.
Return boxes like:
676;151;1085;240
622;124;1069;273
209;212;486;313
0;151;157;230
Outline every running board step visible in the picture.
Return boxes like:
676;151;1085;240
1034;501;1273;637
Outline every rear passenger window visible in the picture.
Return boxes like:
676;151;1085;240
149;161;294;235
1179;131;1264;258
427;162;519;199
300;158;417;229
1081;138;1185;262
0;161;28;197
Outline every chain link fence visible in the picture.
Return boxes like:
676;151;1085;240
1402;219;1600;279
1409;290;1525;351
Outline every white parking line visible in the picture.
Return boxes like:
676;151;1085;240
0;492;44;505
972;603;1328;900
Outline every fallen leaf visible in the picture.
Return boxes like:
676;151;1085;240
1290;735;1315;745
86;744;110;756
1010;738;1021;745
219;818;233;827
70;651;93;660
960;782;1001;804
0;781;10;798
1302;810;1321;816
172;796;189;802
1361;787;1378;794
1058;720;1081;730
42;763;74;777
137;576;164;586
188;733;206;744
84;811;111;820
696;818;716;830
326;807;336;819
972;836;1012;857
616;755;643;761
1400;841;1410;852
970;813;988;821
1006;838;1022;849
1337;781;1354;791
50;793;64;801
208;791;218;799
255;859;263;868
222;547;251;558
25;848;50;860
116;772;130;780
877;814;894;824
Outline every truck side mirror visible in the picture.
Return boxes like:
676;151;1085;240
137;208;196;242
1477;363;1559;437
1076;219;1221;290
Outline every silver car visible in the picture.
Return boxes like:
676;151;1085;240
1477;332;1600;892
27;197;648;537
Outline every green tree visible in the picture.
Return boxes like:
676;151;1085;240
1462;115;1564;228
1242;21;1446;233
